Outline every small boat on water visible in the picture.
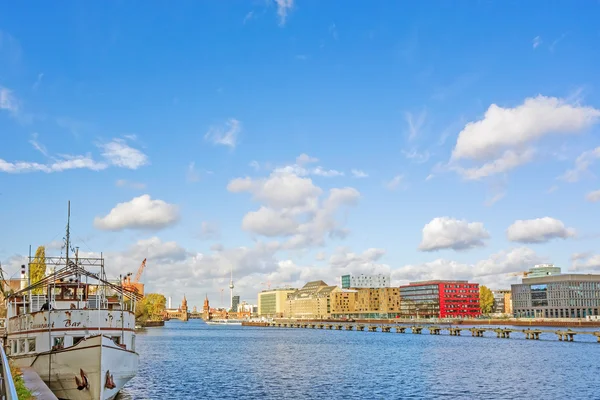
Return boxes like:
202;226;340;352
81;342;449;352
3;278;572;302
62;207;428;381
4;203;140;400
205;319;244;326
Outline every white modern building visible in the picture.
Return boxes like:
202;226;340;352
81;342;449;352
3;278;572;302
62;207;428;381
341;273;391;289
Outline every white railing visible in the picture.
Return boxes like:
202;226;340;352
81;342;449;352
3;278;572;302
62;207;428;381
0;345;18;400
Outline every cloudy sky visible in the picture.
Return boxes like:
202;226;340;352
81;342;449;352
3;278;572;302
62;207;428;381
1;1;599;309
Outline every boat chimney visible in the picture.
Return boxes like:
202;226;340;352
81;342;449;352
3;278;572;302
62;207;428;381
20;264;27;290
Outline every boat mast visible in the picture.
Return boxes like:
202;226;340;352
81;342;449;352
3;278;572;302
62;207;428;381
65;201;70;266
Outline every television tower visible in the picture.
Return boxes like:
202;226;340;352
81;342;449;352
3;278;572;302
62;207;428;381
229;267;234;311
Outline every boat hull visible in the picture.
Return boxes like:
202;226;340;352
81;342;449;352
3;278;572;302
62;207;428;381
205;320;243;325
12;335;138;400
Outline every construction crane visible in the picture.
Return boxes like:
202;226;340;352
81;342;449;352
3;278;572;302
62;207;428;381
261;280;272;290
123;258;147;296
507;271;531;278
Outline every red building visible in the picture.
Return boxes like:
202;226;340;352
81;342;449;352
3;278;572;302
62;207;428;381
399;280;481;318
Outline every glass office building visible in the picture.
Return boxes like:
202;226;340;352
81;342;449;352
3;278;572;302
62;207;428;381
512;274;600;318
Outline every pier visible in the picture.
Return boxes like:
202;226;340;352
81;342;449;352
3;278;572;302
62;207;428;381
243;322;600;343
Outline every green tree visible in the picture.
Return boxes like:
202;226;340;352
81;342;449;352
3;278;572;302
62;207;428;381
479;285;495;315
30;246;46;294
135;293;166;322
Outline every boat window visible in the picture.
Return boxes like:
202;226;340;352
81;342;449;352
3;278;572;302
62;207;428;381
111;336;121;345
28;338;36;352
131;336;135;352
63;287;75;300
53;337;64;350
73;336;84;346
19;339;26;353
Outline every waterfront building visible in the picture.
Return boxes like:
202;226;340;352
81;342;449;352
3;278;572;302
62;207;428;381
331;287;401;318
341;273;390;289
258;288;297;318
232;295;240;312
399;280;480;318
512;274;600;318
285;281;340;319
492;289;512;315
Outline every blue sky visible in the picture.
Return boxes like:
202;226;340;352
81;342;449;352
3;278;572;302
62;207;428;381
1;1;600;308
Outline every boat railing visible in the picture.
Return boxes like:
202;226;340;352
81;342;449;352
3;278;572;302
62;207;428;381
0;342;18;400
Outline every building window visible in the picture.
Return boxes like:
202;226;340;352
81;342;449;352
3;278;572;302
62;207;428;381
27;338;36;352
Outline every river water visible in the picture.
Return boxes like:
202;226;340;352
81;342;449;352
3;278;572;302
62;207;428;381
118;320;600;399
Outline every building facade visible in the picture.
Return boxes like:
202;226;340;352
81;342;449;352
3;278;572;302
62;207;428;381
232;295;240;312
341;274;391;289
399;281;480;318
257;288;297;318
492;289;512;314
285;281;340;319
512;274;600;318
330;287;401;318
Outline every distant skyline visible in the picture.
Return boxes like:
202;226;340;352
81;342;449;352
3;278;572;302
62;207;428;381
1;1;600;308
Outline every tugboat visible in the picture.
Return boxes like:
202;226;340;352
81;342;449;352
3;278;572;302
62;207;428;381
4;202;140;400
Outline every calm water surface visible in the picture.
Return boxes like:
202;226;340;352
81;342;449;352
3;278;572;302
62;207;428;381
119;320;600;399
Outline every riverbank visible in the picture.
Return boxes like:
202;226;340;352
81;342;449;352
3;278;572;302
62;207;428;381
142;320;165;327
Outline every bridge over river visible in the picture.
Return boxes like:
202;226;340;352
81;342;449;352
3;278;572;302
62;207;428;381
245;322;600;343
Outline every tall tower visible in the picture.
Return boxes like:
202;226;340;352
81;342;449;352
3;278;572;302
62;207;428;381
229;267;234;311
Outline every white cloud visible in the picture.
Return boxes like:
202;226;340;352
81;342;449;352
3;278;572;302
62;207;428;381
532;36;542;49
558;147;600;182
453;96;599;160
454;148;535;180
274;0;294;26
29;133;49;157
199;221;220;241
228;172;322;209
329;23;338;40
242;207;299;237
312;166;343;177
187;162;200;182
405;110;426;141
0;155;107;173
451;96;600;177
315;251;326;261
394;247;545;287
243;11;254;24
229;168;359;249
506;217;576;243
586;189;600;203
419;217;490;252
570;253;600;271
329;247;389;276
94;195;179;231
386;175;404;190
402;148;430;164
296;153;318;165
249;160;260;171
115;179;146;190
0;86;18;114
99;139;149;169
204;118;241;148
351;169;368;178
32;73;44;91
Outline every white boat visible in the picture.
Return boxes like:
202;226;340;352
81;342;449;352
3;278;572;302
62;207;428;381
4;204;140;400
205;319;244;325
